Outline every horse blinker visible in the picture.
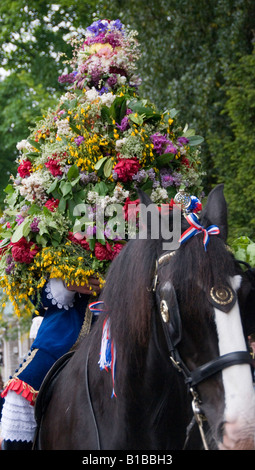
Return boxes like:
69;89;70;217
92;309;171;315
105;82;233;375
157;280;182;348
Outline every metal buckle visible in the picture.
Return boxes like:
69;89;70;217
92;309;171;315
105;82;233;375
190;388;209;450
169;355;183;373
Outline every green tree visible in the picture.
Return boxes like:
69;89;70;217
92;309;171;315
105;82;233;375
211;47;255;240
0;0;95;203
0;0;255;241
97;0;255;184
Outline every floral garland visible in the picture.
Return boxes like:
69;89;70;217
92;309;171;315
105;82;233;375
0;19;204;316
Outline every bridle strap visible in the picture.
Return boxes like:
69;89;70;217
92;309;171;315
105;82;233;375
155;253;255;449
186;351;254;387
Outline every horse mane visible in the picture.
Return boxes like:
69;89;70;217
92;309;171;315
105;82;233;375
97;207;237;373
100;237;158;355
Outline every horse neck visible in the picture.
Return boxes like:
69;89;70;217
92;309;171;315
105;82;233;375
113;310;190;449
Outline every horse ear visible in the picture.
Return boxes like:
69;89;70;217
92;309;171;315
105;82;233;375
201;184;228;241
137;189;153;207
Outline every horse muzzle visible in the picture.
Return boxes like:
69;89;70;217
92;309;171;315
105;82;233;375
218;420;255;450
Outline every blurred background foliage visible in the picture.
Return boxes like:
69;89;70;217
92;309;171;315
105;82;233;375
0;0;254;242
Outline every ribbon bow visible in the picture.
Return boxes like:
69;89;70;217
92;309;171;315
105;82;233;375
179;213;220;251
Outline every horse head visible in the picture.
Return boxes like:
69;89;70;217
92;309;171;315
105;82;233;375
139;184;255;450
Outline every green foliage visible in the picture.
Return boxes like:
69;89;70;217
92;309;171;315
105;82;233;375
0;0;94;204
231;236;255;267
211;48;255;241
0;0;255;241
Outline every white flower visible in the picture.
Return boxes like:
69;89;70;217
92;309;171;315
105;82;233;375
115;138;127;151
59;92;76;103
85;87;100;103
87;191;98;204
100;92;115;107
117;75;127;85
18;172;50;204
56;118;70;136
113;186;129;202
150;187;168;203
16;140;34;152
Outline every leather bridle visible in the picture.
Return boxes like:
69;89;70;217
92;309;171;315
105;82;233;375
153;251;254;450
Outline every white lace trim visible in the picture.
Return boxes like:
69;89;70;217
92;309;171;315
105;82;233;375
45;278;75;310
29;315;44;339
1;391;37;442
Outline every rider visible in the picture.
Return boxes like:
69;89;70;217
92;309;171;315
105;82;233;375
0;277;100;450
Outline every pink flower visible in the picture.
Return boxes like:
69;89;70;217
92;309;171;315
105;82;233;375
114;157;141;182
17;160;32;178
44;198;59;212
94;242;114;261
11;237;39;264
45;157;63;177
123;197;140;221
112;243;124;259
68;232;90;251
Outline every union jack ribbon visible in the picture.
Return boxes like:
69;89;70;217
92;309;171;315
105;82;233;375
179;213;220;251
89;300;106;315
98;315;117;398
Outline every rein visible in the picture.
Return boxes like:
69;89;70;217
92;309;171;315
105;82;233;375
153;251;254;450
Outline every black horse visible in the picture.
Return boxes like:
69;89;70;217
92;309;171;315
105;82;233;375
35;185;255;450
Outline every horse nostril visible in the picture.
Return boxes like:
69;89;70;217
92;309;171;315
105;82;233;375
216;422;225;443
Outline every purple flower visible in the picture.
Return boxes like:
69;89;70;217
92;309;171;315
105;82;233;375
16;214;24;226
74;136;85;146
105;31;123;47
160;169;174;188
177;137;189;146
80;172;98;185
86;225;97;237
30;217;40;233
5;255;15;274
91;67;103;87
150;133;178;155
132;169;147;183
86;19;124;39
5;264;15;275
147;168;156;180
86;20;109;37
165;142;178;154
160;169;183;188
107;75;118;88
111;20;124;32
58;72;77;84
98;86;109;95
150;133;170;154
116;116;130;132
172;172;183;187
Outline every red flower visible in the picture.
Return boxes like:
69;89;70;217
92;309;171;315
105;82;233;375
17;160;32;178
44;198;59;212
123;197;140;221
94;241;114;261
45;157;63;177
11;237;39;264
68;232;90;251
114;157;141;182
181;157;191;168
112;242;124;259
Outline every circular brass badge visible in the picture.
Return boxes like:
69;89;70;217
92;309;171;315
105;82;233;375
209;285;236;312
